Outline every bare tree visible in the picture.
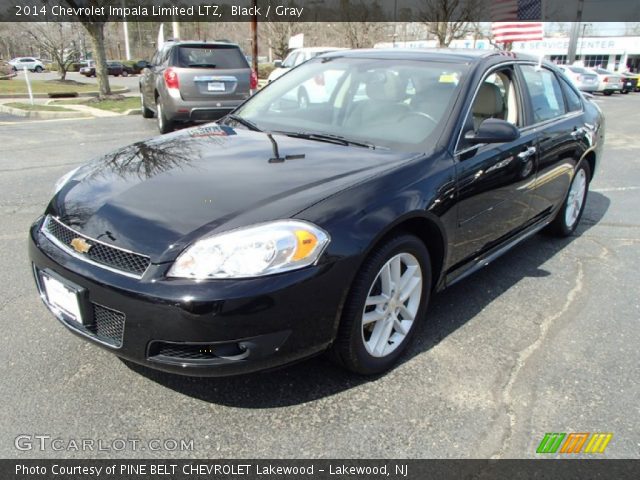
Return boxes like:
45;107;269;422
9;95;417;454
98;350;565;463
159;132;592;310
332;0;386;48
262;22;297;60
25;23;80;80
420;0;481;47
63;0;111;97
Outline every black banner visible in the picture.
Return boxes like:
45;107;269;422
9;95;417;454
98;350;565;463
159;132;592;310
1;0;640;22
4;459;640;480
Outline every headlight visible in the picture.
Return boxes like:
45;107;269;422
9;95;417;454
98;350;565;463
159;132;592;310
167;220;330;279
53;166;81;195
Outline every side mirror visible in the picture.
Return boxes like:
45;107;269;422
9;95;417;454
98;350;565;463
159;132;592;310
464;118;520;144
273;60;282;68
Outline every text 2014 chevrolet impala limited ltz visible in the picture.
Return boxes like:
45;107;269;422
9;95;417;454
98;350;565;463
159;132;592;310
29;49;604;376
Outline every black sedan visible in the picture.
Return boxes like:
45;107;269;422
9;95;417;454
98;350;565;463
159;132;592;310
29;49;604;377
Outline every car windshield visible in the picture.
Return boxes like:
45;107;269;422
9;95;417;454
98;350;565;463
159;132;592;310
234;57;467;151
569;67;588;74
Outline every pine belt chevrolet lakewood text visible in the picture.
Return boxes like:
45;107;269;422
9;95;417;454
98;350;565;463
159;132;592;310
29;49;604;377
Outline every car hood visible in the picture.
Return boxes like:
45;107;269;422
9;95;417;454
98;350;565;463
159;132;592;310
267;67;289;82
50;124;418;263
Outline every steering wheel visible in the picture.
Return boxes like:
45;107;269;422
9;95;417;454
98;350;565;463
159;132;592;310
399;111;438;126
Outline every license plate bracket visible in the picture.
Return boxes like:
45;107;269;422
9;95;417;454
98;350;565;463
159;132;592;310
207;82;225;92
38;268;93;326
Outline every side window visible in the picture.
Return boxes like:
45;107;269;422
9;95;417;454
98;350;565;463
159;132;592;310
469;67;520;131
520;65;567;123
150;51;159;66
559;77;583;112
282;52;298;68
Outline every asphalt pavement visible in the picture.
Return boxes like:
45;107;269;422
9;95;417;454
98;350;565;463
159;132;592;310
0;94;638;459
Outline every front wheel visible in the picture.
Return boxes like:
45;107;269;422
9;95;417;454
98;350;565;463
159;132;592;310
34;66;43;73
547;161;591;237
331;234;431;375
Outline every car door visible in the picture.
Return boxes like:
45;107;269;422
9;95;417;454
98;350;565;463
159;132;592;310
141;50;162;105
451;64;538;267
517;64;583;221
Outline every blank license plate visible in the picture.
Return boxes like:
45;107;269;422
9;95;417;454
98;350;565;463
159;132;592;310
207;82;225;92
41;274;82;323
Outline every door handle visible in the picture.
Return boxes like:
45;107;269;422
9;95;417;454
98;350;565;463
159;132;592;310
517;146;537;161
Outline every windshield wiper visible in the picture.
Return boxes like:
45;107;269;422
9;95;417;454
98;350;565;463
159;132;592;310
225;114;262;132
276;131;376;149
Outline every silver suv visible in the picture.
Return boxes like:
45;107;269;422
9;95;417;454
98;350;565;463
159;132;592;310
139;41;256;133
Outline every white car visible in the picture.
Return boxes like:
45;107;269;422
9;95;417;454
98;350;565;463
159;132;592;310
267;47;346;83
589;67;623;96
556;65;599;92
9;57;45;73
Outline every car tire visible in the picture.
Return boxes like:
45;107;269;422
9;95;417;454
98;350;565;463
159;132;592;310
331;234;431;375
122;71;129;77
156;99;174;134
547;161;591;237
34;66;43;73
603;91;613;96
140;91;153;119
622;90;629;94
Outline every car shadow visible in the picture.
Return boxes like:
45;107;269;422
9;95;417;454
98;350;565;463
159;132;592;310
123;192;610;408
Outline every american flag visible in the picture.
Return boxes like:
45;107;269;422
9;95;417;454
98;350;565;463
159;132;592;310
491;0;544;44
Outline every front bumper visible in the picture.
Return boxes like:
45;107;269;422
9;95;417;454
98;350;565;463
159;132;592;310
28;218;352;376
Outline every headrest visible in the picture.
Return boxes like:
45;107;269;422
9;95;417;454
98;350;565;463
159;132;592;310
474;83;504;116
365;71;406;102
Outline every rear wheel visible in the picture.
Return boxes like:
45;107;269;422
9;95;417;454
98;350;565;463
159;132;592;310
547;161;590;237
140;91;153;118
156;99;174;134
331;234;431;375
603;90;613;96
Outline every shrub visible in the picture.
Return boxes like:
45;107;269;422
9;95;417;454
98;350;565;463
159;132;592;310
258;63;276;79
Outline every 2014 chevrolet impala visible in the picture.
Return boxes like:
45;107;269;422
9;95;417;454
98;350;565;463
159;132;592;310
29;49;604;376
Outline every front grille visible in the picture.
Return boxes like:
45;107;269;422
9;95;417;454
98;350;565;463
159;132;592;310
87;304;125;348
43;216;150;277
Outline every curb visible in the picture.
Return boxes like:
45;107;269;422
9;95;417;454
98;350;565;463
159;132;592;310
124;108;142;116
0;87;129;99
0;103;91;119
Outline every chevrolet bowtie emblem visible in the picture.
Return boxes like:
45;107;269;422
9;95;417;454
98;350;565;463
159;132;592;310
70;237;92;254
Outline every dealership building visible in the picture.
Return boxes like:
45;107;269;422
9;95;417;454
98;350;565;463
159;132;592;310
375;36;640;72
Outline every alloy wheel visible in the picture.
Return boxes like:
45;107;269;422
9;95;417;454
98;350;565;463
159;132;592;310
565;168;587;228
361;253;422;358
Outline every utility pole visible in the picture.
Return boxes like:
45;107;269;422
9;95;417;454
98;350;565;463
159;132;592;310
567;0;584;64
251;0;258;74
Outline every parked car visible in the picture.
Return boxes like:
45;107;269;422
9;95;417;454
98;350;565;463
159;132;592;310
80;60;125;77
620;72;638;93
106;61;125;76
8;57;44;72
29;49;604;377
267;47;347;83
556;65;599;92
120;61;153;76
139;41;257;133
590;67;623;95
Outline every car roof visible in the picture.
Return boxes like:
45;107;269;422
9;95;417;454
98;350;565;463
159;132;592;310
164;40;241;49
322;48;540;64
